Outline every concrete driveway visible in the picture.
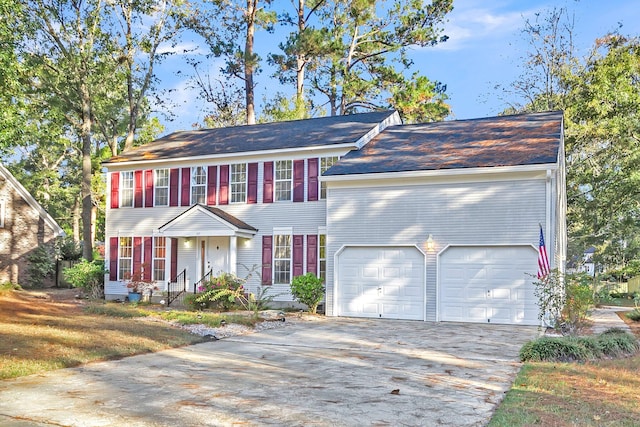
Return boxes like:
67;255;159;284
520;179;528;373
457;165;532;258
0;317;539;427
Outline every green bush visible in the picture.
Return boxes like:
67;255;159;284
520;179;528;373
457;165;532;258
290;272;325;314
184;293;210;311
26;244;56;287
64;259;106;299
520;329;639;362
196;272;246;311
0;282;22;294
625;309;640;321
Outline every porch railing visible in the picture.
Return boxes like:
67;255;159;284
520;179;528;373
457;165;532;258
167;268;187;307
193;269;213;294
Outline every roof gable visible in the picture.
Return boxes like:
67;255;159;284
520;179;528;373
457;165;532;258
324;111;563;176
158;204;257;238
0;164;64;236
106;110;400;164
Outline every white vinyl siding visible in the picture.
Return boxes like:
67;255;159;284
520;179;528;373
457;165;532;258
118;237;133;280
191;166;207;205
273;234;292;284
230;163;247;203
275;160;292;201
154;169;169;207
120;171;134;208
326;177;549;319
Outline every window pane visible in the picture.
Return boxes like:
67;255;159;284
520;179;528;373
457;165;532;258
320;157;339;199
154;169;169;206
273;234;292;284
274;160;292;201
120;172;134;207
191;166;207;204
153;237;166;282
230;163;247;203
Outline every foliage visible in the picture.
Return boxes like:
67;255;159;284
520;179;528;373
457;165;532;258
63;259;106;299
84;303;148;318
626;309;640;322
519;329;639;362
196;271;247;311
534;270;594;334
0;282;22;294
56;236;83;261
390;74;450;123
26;244;56;288
290;272;324;314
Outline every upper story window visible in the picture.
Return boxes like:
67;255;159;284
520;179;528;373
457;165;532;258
191;166;207;205
118;237;133;280
120;171;134;208
320;156;339;199
154;169;169;207
230;163;247;203
275;160;292;201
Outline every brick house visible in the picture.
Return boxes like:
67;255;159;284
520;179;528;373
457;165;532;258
0;164;65;286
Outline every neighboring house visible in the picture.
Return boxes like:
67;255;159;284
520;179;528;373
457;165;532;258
103;110;566;326
0;164;65;286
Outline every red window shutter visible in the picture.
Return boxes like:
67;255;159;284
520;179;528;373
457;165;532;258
134;170;143;208
219;164;229;205
143;236;152;281
306;235;318;275
144;170;154;207
293;235;304;277
133;237;142;276
307;158;319;201
110;172;120;209
170;238;178;280
263;161;274;203
109;237;118;281
181;167;190;206
262;236;273;285
247;162;258;204
293;160;304;202
169;168;179;207
207;165;217;205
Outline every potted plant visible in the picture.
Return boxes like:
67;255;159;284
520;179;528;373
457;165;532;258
125;265;158;303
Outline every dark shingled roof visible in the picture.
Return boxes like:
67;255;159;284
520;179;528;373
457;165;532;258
324;111;563;176
105;111;398;164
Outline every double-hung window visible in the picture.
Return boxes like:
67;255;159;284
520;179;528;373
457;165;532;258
153;237;166;282
191;166;207;204
273;234;292;284
118;237;133;280
230;163;247;203
320;156;339;199
275;160;292;201
154;169;169;206
120;171;134;207
319;234;327;283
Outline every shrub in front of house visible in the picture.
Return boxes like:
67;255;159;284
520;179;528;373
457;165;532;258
64;259;106;299
520;329;639;362
290;272;325;314
625;309;640;321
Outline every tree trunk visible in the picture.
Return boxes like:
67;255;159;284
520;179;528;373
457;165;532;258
72;196;80;242
296;0;305;105
244;0;256;125
80;83;94;261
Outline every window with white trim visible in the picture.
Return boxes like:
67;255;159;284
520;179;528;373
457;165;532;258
120;171;134;207
273;234;292;284
191;166;207;204
154;169;169;206
153;237;166;281
274;160;292;201
320;156;339;199
230;163;247;203
118;237;133;280
319;234;327;283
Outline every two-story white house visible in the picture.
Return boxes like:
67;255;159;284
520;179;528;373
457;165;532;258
104;110;566;325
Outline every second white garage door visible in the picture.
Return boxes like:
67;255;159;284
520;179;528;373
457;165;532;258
336;246;425;320
439;246;539;325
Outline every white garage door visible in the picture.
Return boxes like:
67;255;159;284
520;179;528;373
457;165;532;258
337;246;425;320
440;246;539;325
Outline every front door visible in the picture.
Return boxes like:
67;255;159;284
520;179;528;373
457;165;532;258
208;236;229;275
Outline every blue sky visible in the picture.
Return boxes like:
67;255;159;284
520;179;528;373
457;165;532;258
156;0;640;134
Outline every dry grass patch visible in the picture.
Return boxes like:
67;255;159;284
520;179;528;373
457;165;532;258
490;316;640;426
0;289;206;380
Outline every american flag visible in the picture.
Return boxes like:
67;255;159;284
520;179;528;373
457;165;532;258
538;226;551;278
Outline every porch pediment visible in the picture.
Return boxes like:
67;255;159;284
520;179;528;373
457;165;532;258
158;204;257;238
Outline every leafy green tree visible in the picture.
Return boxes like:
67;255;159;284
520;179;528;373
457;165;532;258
390;73;450;123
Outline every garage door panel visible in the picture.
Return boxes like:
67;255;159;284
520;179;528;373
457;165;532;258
440;247;539;325
337;247;425;320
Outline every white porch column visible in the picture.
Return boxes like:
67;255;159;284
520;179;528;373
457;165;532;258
229;236;237;275
165;237;172;290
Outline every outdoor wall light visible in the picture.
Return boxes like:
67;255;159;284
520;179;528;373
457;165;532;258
183;238;192;248
426;234;435;252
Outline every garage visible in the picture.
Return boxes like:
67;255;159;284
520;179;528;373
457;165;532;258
336;246;425;320
439;246;539;325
